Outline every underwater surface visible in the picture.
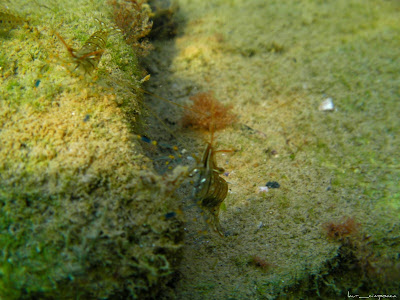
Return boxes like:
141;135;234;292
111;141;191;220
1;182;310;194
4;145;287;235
1;0;399;299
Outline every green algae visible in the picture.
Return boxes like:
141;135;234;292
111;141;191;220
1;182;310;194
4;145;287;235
0;0;188;299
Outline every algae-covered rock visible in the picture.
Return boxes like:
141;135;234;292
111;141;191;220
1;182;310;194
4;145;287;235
0;0;185;299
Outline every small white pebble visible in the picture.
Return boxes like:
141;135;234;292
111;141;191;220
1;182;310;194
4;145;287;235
318;97;335;111
259;186;269;193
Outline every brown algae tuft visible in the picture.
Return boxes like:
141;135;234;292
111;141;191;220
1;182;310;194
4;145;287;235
182;91;237;131
110;0;153;56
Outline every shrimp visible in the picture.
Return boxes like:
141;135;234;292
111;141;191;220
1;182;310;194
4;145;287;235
191;129;232;237
55;19;116;74
140;88;235;236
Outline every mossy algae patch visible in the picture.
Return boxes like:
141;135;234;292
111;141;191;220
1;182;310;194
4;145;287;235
1;0;187;299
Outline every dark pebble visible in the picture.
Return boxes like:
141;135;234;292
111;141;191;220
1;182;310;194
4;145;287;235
164;212;176;219
266;181;280;189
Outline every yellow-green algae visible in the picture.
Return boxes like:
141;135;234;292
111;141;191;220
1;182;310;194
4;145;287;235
0;0;187;299
143;0;400;298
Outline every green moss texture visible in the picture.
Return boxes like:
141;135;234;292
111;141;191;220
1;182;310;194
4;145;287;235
1;0;186;299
